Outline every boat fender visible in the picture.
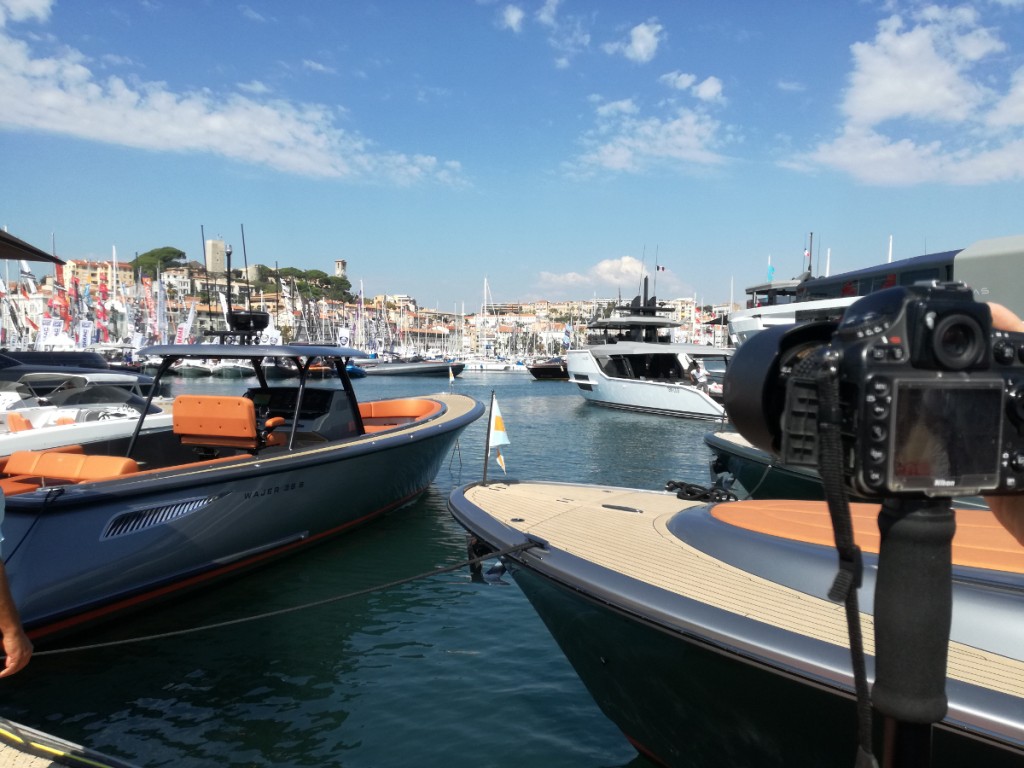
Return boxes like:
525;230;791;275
665;479;737;503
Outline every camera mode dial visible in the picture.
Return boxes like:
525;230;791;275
994;339;1016;366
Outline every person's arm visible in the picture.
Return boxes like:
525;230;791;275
986;302;1024;546
0;562;32;677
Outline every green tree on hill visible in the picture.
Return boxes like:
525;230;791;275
263;267;353;302
132;247;186;277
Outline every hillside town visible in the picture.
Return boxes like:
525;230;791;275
5;238;735;358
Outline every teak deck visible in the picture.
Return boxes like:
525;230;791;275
462;482;1024;701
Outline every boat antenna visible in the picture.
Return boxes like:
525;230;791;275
225;242;234;332
240;223;252;312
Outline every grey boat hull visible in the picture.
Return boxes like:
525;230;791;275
5;393;482;640
448;481;1024;767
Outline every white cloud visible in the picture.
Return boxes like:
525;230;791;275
302;59;335;74
0;14;465;185
804;125;1024;185
659;71;724;103
539;255;690;299
692;76;723;103
603;20;663;64
495;0;586;68
238;5;269;24
500;4;525;33
659;71;697;91
0;0;51;26
777;80;806;92
238;80;271;95
536;0;560;27
798;7;1024;185
595;98;638;118
545;15;590;67
843;8;1000;126
988;66;1024;128
592;255;643;285
538;268;591;287
540;255;643;291
571;97;727;176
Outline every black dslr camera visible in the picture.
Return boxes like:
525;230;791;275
724;282;1024;498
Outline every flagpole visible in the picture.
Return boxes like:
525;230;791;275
652;245;659;298
482;390;495;485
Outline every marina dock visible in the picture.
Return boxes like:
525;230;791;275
0;718;138;768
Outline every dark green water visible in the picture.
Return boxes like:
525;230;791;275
0;371;723;767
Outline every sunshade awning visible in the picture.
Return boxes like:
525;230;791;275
0;229;64;264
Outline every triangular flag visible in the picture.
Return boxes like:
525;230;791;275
496;447;506;475
489;398;510;448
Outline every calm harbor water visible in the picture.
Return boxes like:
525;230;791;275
0;371;726;767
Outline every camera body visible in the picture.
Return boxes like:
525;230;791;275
724;281;1024;499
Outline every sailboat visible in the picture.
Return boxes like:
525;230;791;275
461;278;529;372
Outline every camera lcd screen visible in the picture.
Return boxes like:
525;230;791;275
890;381;1003;493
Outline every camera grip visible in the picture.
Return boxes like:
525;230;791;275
871;499;955;724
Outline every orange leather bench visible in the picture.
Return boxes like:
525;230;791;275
359;399;443;433
1;448;139;495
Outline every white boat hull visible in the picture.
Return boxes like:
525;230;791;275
567;346;727;421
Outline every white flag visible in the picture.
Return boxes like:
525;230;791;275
489;396;510;474
489;398;510;448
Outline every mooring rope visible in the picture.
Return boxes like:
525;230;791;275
25;540;537;658
664;479;737;503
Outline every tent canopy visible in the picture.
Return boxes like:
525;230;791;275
0;230;64;265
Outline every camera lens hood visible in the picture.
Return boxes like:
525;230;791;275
724;321;837;455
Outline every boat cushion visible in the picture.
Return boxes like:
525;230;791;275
358;399;443;432
173;395;259;449
710;500;1024;574
6;412;34;432
3;450;48;477
1;449;138;486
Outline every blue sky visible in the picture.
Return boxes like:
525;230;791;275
3;1;1024;310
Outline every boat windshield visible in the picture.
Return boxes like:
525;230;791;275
43;384;162;415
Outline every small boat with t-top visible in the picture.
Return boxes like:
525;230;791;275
1;310;483;642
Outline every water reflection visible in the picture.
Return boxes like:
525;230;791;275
3;373;701;767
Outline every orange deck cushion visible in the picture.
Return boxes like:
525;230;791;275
2;449;138;484
0;444;84;475
359;398;443;420
6;412;34;432
4;450;47;477
0;479;42;496
173;395;258;447
711;500;1024;574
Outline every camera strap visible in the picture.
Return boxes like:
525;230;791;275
814;366;879;768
